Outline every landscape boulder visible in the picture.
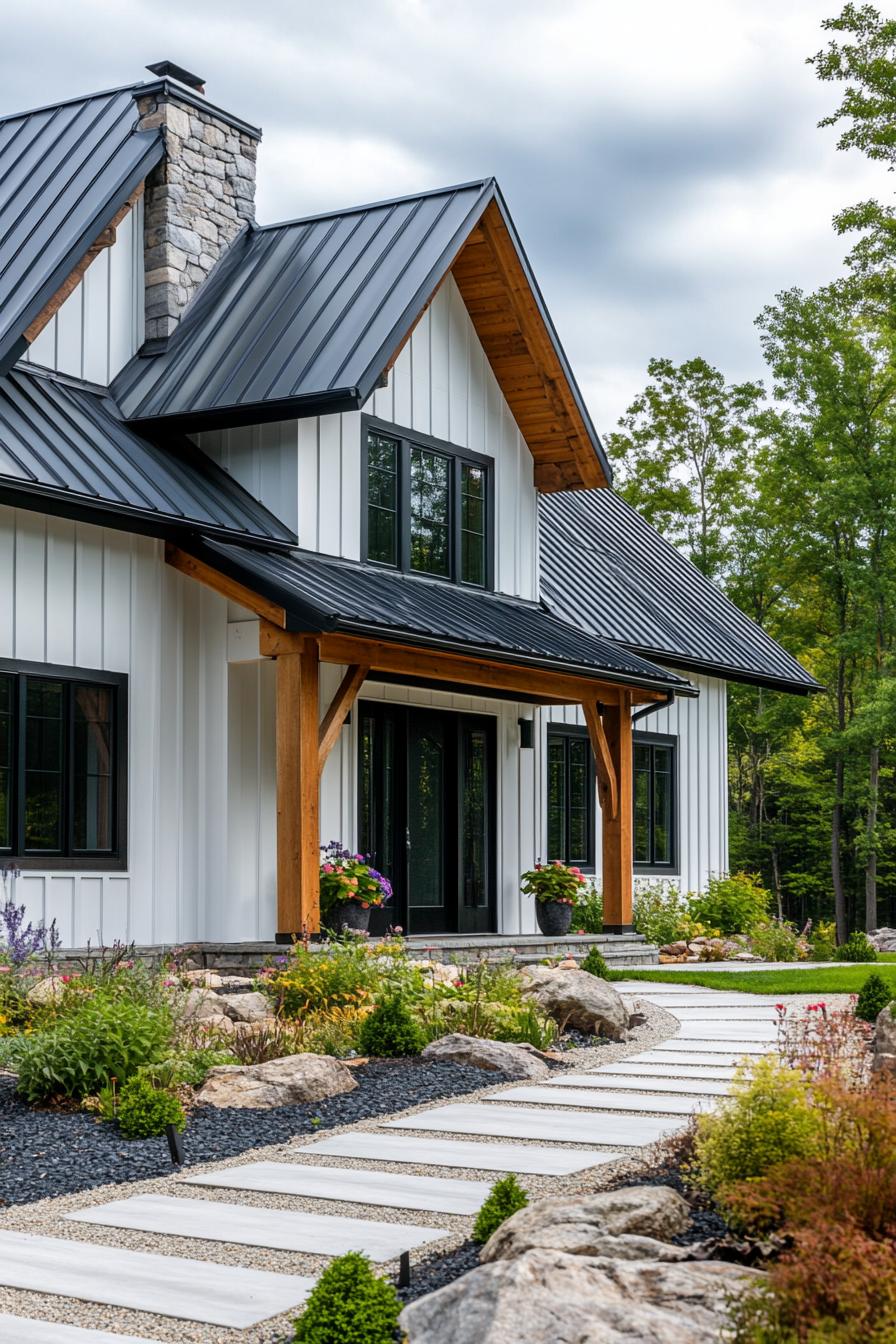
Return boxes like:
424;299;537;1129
196;1053;357;1108
480;1185;691;1263
870;928;896;954
25;975;67;1004
220;991;273;1024
873;1001;896;1076
519;966;629;1039
399;1247;764;1344
422;1033;551;1080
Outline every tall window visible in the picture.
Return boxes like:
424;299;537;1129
546;725;594;870
634;732;676;871
0;662;125;865
363;418;493;588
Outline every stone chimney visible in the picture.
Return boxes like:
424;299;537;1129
135;79;259;344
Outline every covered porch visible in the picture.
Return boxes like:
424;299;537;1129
167;541;694;941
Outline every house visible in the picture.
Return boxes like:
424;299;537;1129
0;66;818;949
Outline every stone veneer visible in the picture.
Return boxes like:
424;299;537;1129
136;88;258;343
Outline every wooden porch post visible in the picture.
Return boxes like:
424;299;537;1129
274;638;320;939
601;692;634;933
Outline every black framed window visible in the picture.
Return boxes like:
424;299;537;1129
362;415;494;589
546;724;595;870
0;659;127;868
633;732;677;872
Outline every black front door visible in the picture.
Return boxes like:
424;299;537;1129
358;702;496;935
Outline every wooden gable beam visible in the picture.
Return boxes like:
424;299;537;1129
24;185;146;346
165;545;287;628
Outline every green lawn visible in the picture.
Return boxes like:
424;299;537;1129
608;965;896;995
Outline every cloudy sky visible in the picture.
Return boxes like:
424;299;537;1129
1;1;885;432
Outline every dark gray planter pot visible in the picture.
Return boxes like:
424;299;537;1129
535;899;573;936
325;899;371;933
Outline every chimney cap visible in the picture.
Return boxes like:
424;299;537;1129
146;61;206;94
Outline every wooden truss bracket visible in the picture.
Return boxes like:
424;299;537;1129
582;699;618;820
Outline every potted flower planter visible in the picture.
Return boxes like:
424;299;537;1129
325;899;371;933
535;899;573;937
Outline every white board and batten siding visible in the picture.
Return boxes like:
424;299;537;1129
22;198;145;386
542;674;729;897
0;504;235;947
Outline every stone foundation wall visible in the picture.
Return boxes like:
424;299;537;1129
136;90;258;342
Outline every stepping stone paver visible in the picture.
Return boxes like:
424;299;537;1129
545;1073;732;1097
669;1007;781;1020
386;1102;680;1146
300;1132;622;1174
183;1160;493;1214
67;1194;447;1263
0;1229;314;1328
593;1061;737;1082
0;1319;162;1344
635;1048;770;1066
492;1085;713;1115
652;1038;771;1054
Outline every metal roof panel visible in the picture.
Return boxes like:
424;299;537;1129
540;489;819;693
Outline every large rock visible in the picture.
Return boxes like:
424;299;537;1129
873;1001;896;1075
480;1185;690;1263
520;966;629;1039
196;1053;357;1109
220;991;273;1024
26;975;67;1004
400;1248;763;1344
870;928;896;953
422;1034;551;1080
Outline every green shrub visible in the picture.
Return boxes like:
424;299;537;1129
489;1002;558;1051
694;1057;824;1199
358;995;425;1057
16;996;171;1103
293;1251;401;1344
836;931;878;963
116;1074;185;1139
855;973;893;1023
632;883;691;946
809;919;838;962
144;1046;237;1088
689;872;770;936
747;918;807;963
571;885;603;934
580;946;610;979
472;1174;529;1244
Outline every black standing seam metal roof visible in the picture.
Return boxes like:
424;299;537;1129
111;179;611;485
0;85;163;376
189;536;695;696
540;489;820;694
0;367;296;547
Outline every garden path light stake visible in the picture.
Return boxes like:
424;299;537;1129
166;1123;185;1167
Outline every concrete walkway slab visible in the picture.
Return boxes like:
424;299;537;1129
492;1086;713;1115
593;1061;738;1082
0;1229;313;1328
300;1132;621;1175
67;1194;446;1264
183;1161;492;1215
635;1048;769;1066
546;1073;732;1097
386;1103;680;1147
0;1319;161;1344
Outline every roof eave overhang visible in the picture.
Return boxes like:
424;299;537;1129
126;385;362;436
618;644;822;696
0;131;165;377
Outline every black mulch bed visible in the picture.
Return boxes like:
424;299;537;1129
397;1239;480;1305
0;1058;493;1208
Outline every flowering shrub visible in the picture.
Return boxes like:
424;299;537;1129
836;929;878;962
744;917;810;962
631;883;692;945
319;842;392;919
571;883;603;933
264;940;382;1019
776;999;872;1088
521;860;587;905
689;871;770;936
417;958;558;1050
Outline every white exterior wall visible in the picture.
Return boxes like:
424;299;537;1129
198;275;539;601
22;198;145;385
0;504;234;947
543;673;729;896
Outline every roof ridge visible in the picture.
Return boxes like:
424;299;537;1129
252;177;495;233
0;81;142;126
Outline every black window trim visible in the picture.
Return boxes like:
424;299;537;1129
0;657;128;871
633;729;679;876
545;721;596;874
361;413;495;591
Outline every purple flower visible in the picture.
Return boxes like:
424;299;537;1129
0;899;58;966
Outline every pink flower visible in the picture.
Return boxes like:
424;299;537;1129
0;966;10;974
322;864;334;873
453;978;463;988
